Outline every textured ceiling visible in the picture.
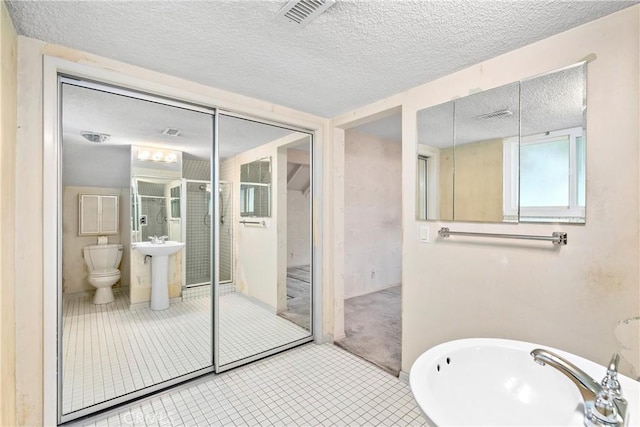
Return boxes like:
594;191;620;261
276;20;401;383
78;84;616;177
7;0;637;118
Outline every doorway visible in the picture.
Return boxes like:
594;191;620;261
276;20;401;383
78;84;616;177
334;112;403;376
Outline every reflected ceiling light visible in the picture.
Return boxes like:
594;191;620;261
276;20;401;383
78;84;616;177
137;150;151;160
164;153;178;163
81;131;110;143
152;151;164;161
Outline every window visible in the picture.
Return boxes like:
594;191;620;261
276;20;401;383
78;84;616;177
504;127;585;222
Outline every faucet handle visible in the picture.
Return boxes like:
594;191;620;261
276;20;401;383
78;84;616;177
601;354;622;395
159;235;169;242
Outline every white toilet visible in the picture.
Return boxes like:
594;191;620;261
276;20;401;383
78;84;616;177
83;244;123;304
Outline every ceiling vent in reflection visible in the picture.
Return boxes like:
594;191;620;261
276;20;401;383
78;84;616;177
476;109;514;120
81;131;110;143
162;127;182;137
275;0;335;27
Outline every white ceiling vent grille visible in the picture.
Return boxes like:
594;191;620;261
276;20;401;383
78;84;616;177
162;127;182;137
275;0;336;27
476;109;514;120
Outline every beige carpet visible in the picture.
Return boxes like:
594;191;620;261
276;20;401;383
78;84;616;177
335;286;401;376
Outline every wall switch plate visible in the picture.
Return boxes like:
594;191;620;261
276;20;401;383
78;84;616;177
420;225;430;243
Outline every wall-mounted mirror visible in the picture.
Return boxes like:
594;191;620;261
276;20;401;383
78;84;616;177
519;63;586;223
454;82;520;222
240;157;272;217
416;62;586;223
416;101;454;221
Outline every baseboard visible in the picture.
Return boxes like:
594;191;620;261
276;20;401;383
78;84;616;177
344;282;402;300
398;370;410;384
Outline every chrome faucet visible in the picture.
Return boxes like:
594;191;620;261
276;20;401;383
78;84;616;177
531;349;628;427
148;235;169;244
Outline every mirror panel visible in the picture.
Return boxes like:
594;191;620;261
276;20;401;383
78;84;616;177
415;62;586;224
240;157;272;217
519;63;586;223
453;82;520;222
61;83;214;417
416;101;454;221
218;114;313;368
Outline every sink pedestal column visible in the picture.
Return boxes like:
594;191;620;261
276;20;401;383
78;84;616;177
149;255;170;310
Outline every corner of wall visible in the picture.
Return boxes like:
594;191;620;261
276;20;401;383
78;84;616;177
0;1;18;425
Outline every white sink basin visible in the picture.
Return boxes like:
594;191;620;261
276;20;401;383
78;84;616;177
133;241;185;257
410;338;639;426
133;241;185;310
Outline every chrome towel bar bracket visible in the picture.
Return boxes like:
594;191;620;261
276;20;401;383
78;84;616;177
438;227;567;245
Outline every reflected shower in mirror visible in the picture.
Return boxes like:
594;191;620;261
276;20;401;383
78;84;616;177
60;82;214;417
416;101;454;221
519;63;586;223
217;114;313;368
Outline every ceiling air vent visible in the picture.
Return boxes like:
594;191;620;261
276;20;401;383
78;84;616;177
476;109;514;120
81;131;110;143
162;127;182;137
275;0;335;27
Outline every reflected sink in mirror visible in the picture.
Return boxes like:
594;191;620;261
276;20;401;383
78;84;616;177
410;338;639;426
133;241;185;311
133;241;185;257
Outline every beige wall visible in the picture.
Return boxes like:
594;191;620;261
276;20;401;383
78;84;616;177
452;138;504;222
15;37;327;425
0;1;16;425
344;129;402;298
62;186;131;294
333;6;640;379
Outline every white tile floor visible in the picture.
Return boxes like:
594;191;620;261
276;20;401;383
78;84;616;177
63;288;310;415
73;343;427;427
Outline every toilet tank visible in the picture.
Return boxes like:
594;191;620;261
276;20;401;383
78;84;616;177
83;244;123;271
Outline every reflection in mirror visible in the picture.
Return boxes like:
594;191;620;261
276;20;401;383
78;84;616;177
240;157;272;217
519;63;586;223
416;101;454;221
218;114;313;368
454;82;520;222
60;82;213;417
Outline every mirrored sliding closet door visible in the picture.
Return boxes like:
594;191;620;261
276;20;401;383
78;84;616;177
215;114;314;369
59;81;215;420
59;80;315;423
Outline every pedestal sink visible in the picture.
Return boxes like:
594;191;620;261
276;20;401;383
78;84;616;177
133;241;185;310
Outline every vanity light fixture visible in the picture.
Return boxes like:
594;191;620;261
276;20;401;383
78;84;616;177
136;148;179;163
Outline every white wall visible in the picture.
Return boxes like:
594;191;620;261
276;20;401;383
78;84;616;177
0;2;17;425
344;129;402;299
332;6;640;378
287;190;311;267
